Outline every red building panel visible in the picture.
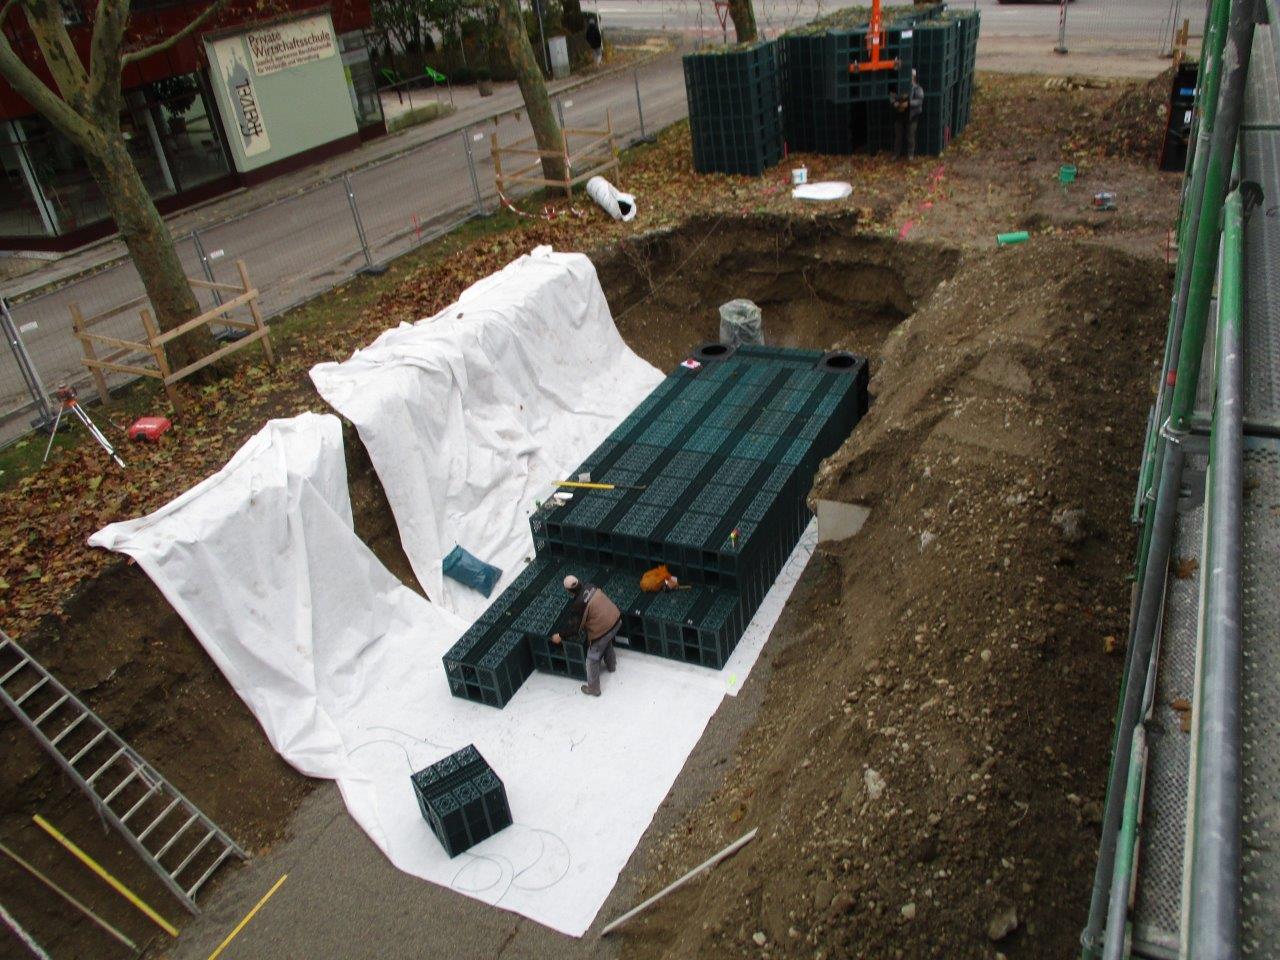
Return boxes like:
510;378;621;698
0;0;372;119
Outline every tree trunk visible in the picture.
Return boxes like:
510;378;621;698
727;0;758;43
87;136;216;372
494;0;566;187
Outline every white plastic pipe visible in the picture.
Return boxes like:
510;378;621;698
586;176;637;221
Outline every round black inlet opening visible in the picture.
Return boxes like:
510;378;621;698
692;342;735;362
824;350;855;371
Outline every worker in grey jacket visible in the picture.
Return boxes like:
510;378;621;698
551;575;622;696
891;69;925;160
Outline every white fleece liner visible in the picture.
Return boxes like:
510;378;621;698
309;246;664;625
89;253;819;936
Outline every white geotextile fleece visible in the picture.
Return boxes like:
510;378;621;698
88;413;732;937
88;413;452;778
309;246;664;623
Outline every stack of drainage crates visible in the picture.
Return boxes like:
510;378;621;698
780;3;940;156
443;344;870;708
911;16;961;156
683;40;784;176
772;3;978;159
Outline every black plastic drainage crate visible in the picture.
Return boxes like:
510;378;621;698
443;621;533;708
917;87;954;156
412;745;512;857
529;632;588;679
684;41;784;176
447;345;870;707
911;20;960;94
780;33;856;154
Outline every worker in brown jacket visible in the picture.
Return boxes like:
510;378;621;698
551;575;622;697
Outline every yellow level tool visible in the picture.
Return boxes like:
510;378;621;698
556;480;647;491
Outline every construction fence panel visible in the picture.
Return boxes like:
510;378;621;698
346;133;479;264
0;317;39;437
0;68;672;448
2;258;144;436
1062;0;1194;57
197;179;366;319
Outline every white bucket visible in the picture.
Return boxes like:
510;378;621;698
791;166;809;185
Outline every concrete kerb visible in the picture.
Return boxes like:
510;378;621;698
5;49;673;306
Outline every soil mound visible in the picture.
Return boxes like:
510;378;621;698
620;240;1168;960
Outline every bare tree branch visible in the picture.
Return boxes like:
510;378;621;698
21;0;90;98
0;19;99;151
86;0;128;116
122;0;230;66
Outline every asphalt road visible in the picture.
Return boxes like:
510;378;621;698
597;0;1194;44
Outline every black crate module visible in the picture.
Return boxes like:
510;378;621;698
411;745;512;857
444;345;869;707
911;20;960;95
684;41;783;176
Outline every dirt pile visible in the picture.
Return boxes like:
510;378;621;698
1094;69;1173;163
617;239;1167;959
966;71;1171;165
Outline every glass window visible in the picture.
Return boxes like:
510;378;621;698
144;75;231;192
0;124;53;237
1;71;231;239
122;92;176;201
13;116;109;235
340;31;385;128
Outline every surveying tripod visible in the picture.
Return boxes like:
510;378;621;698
41;385;126;469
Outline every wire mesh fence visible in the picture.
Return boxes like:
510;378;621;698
1058;0;1194;57
1;66;664;449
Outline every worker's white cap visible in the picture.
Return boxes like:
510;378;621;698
563;575;580;590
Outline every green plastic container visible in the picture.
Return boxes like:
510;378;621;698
996;231;1030;247
1058;164;1078;184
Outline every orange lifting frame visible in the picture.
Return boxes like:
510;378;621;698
849;0;900;73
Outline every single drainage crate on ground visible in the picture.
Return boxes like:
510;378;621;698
411;745;512;857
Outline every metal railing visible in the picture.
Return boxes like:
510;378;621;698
1083;1;1259;956
0;60;680;446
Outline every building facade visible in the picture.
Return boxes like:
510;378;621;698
0;1;385;251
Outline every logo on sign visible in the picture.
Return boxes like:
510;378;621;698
213;40;271;158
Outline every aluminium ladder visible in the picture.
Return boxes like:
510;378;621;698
0;631;247;913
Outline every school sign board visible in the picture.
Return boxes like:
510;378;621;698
204;12;357;174
246;15;337;76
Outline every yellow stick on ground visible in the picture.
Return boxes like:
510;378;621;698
0;842;137;951
206;874;287;960
32;814;179;938
556;480;617;490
